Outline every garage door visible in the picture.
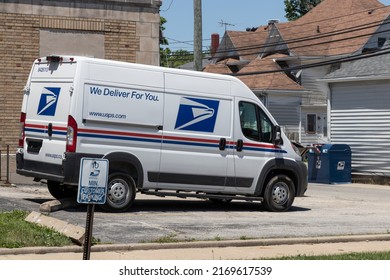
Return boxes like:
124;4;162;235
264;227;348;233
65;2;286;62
330;80;390;175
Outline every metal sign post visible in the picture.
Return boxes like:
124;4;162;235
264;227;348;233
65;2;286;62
83;203;95;260
77;158;109;260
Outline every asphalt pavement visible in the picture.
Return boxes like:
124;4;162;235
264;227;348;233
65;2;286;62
1;159;390;260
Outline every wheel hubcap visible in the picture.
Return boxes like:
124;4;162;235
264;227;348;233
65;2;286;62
108;179;128;203
272;182;289;205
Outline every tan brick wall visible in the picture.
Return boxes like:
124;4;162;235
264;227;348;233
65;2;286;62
0;13;40;152
0;1;160;152
105;20;139;62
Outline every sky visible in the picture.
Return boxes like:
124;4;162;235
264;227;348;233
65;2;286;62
160;0;390;52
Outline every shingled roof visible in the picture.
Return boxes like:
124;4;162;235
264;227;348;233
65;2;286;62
276;0;390;56
237;54;304;91
323;50;390;80
206;0;390;91
203;59;234;74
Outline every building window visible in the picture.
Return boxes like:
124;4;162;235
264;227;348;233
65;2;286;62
378;37;387;48
307;114;317;134
256;93;268;107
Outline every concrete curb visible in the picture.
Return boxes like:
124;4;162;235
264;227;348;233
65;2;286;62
1;233;390;256
25;211;85;244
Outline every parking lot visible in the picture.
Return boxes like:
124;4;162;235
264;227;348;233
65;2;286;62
1;180;390;244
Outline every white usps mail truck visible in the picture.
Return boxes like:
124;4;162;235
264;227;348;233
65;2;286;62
17;56;307;212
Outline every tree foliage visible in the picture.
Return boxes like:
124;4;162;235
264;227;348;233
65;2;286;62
160;16;168;45
159;16;194;68
160;16;169;66
161;49;194;68
284;0;322;21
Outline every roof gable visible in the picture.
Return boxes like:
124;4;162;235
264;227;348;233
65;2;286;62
226;28;269;61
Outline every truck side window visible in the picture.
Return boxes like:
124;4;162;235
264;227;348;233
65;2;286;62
239;101;273;143
260;110;273;143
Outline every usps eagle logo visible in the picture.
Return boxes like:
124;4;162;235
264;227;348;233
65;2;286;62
37;87;61;116
175;97;219;133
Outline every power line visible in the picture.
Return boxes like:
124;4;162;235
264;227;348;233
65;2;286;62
202;5;390;58
161;3;390;73
165;37;195;46
212;18;390;58
161;1;390;56
163;25;390;76
160;0;174;12
165;37;211;46
164;13;390;57
161;1;389;52
164;20;390;61
214;4;390;45
231;46;390;77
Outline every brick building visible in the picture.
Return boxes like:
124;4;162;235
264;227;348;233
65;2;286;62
0;0;161;151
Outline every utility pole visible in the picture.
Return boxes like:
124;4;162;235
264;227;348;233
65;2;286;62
193;0;202;71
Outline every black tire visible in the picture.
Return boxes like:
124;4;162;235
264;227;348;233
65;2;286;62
101;173;136;212
47;181;77;199
262;175;295;212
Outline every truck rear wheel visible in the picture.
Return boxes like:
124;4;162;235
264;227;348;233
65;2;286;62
262;174;295;212
101;173;136;212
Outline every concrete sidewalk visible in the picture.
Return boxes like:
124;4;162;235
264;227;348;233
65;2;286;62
1;234;390;260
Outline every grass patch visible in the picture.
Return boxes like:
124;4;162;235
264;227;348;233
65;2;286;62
268;251;390;260
147;233;196;244
0;210;73;248
154;234;180;243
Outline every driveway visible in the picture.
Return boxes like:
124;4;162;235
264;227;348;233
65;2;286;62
1;182;390;244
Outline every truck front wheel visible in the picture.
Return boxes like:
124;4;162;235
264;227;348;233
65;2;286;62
262;174;295;212
101;173;136;212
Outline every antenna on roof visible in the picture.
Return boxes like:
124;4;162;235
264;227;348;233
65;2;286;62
219;20;235;32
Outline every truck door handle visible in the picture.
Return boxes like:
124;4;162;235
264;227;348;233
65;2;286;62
219;138;226;151
47;123;53;137
236;139;243;152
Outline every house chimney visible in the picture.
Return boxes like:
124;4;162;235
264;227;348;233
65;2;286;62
211;33;220;57
268;19;279;25
267;19;279;33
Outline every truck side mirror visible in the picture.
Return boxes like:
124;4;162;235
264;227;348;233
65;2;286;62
273;125;282;146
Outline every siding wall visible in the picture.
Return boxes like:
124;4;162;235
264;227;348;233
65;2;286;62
301;65;332;105
267;95;301;142
299;65;331;144
330;80;390;175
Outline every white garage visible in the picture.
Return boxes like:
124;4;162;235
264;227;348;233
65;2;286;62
325;65;390;178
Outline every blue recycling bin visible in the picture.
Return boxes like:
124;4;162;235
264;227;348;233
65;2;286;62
308;144;351;184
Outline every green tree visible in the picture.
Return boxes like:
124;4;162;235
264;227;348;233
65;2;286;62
284;0;322;21
162;49;194;68
159;16;195;68
160;16;169;66
159;16;168;45
160;17;194;68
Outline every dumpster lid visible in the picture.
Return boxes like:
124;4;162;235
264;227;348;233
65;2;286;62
321;144;351;152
